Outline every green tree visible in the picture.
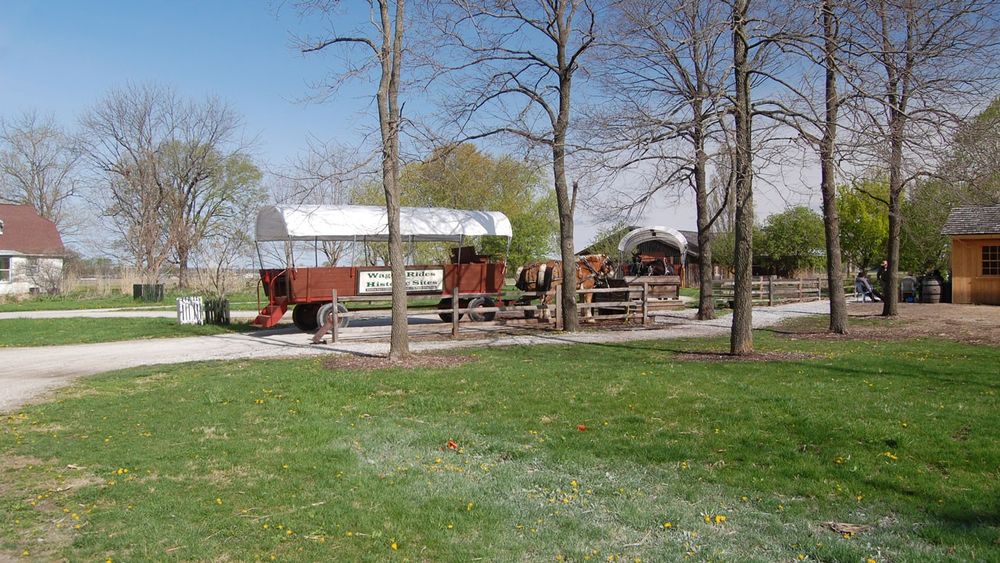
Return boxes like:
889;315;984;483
758;207;826;277
837;180;888;270
900;180;952;274
585;221;629;261
354;144;557;267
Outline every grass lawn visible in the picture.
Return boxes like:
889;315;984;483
0;318;254;347
0;291;262;313
1;330;998;561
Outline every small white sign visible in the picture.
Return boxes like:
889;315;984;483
358;268;445;295
176;296;203;325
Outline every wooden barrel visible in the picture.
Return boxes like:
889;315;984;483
921;278;941;304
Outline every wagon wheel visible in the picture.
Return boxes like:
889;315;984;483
437;298;464;323
317;302;350;330
466;296;496;322
292;303;320;332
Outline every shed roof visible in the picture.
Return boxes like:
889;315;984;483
0;204;66;256
941;205;1000;235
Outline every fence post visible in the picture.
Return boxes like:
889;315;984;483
451;287;460;338
798;278;803;301
331;290;338;343
554;290;562;329
642;282;650;326
768;276;775;307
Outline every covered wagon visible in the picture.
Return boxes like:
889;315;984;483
252;204;512;330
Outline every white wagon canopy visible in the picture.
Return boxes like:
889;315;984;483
256;204;513;242
617;226;689;264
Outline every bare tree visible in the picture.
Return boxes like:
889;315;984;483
271;139;371;266
299;0;411;359
842;0;1000;316
428;0;598;331
81;85;175;283
599;0;731;320
757;0;852;333
81;85;256;286
730;0;755;354
158;99;258;288
0;111;82;238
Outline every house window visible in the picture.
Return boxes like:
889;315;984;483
0;256;9;282
984;245;1000;276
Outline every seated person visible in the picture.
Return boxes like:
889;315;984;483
630;252;644;276
854;271;880;302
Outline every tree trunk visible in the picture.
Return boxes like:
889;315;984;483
730;0;754;355
694;112;715;320
177;245;190;289
553;140;578;331
378;0;409;359
553;13;578;333
882;110;904;318
821;0;847;334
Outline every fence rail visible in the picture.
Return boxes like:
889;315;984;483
313;279;685;343
713;277;853;307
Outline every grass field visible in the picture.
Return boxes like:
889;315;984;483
0;290;261;313
1;330;997;561
0;318;254;347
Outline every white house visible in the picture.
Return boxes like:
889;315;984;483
0;204;66;296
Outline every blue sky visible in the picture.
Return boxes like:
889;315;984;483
0;1;820;252
0;1;377;165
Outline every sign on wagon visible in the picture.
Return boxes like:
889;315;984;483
357;268;445;295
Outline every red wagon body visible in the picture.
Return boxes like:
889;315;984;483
253;260;506;330
252;205;513;331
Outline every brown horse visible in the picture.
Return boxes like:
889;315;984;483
515;255;613;321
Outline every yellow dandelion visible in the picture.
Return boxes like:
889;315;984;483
663;522;672;529
391;541;398;551
215;498;222;505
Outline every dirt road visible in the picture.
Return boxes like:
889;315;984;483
0;301;833;412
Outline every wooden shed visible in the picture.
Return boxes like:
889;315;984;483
941;205;1000;305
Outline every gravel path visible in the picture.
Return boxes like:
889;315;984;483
0;300;831;412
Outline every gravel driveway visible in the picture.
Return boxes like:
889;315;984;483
0;300;832;412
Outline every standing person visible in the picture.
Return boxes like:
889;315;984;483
876;260;889;298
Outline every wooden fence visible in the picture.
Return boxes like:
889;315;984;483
713;276;853;307
313;279;684;343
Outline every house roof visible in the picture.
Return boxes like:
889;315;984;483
941;205;1000;236
0;204;66;256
